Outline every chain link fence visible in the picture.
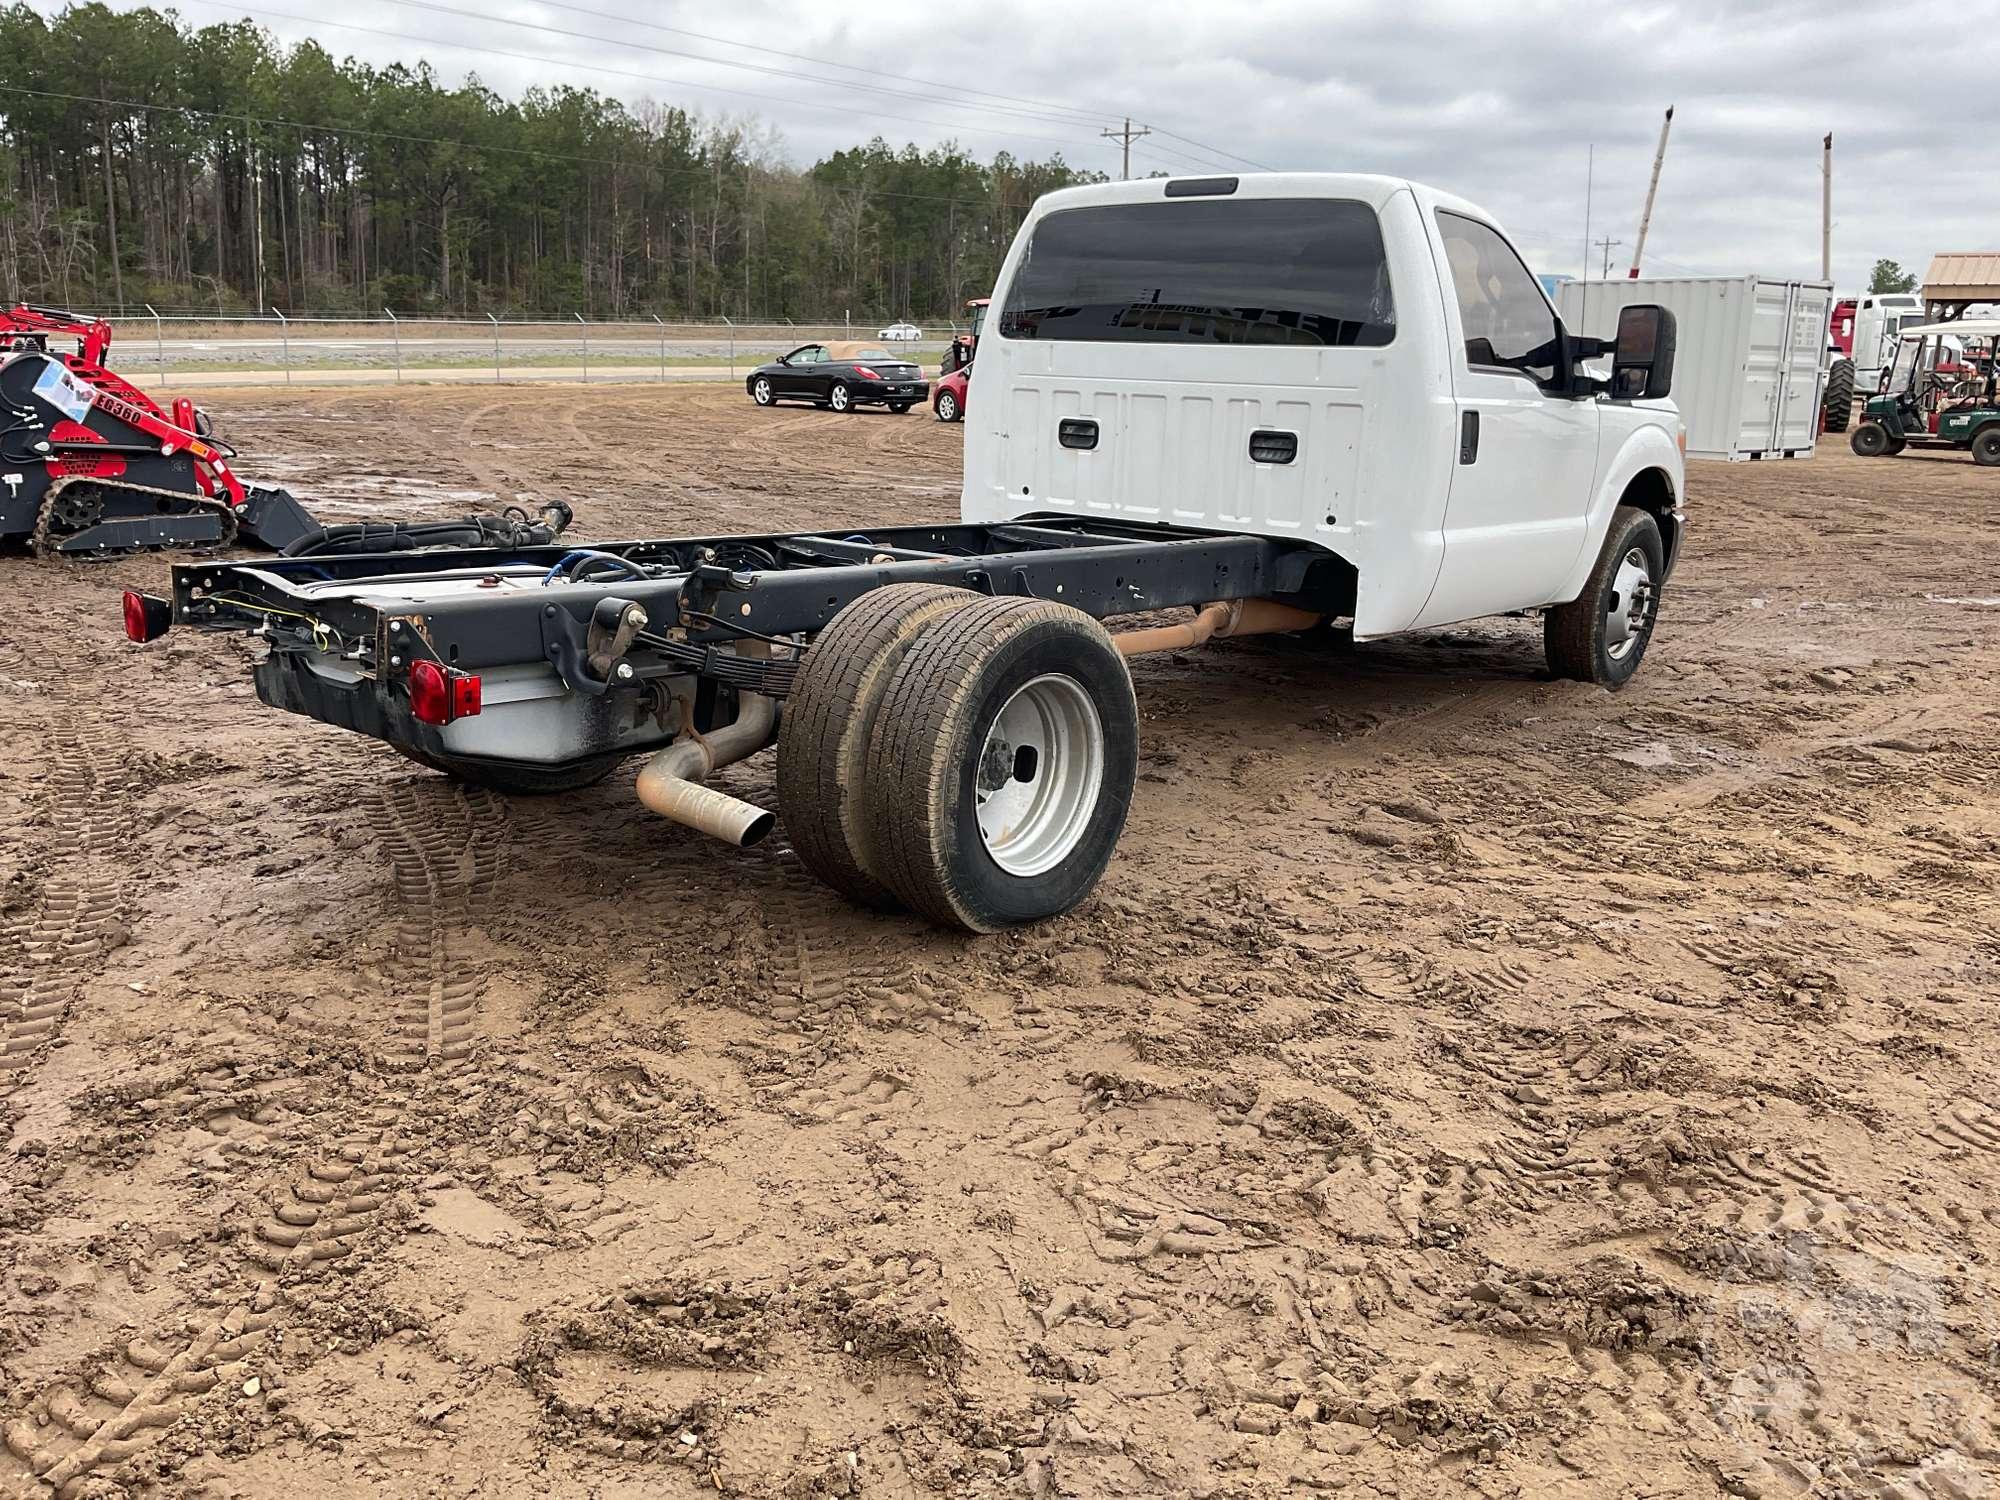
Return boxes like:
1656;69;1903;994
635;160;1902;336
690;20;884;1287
53;309;959;387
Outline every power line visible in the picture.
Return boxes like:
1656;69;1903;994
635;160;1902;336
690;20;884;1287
374;0;1117;135
125;0;1109;156
1142;125;1273;173
499;0;1122;129
433;0;1270;176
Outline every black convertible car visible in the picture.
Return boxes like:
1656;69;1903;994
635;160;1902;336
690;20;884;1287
745;341;929;414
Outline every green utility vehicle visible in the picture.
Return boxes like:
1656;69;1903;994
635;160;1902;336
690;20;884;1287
1851;317;2000;464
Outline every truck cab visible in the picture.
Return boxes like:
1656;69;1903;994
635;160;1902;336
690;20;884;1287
962;172;1684;642
1850;293;1929;388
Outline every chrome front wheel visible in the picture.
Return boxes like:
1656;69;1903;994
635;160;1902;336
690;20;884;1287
1603;547;1655;662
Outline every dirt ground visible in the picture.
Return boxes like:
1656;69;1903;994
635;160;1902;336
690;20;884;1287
2;383;1997;1499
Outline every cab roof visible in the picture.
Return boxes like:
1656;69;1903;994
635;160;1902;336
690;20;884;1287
1898;317;2000;339
1020;171;1506;241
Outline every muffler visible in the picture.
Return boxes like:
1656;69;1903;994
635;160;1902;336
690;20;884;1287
635;690;778;846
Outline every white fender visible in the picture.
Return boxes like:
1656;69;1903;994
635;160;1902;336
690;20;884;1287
1552;415;1685;604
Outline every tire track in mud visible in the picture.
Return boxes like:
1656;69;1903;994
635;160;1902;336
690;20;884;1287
739;841;958;1032
0;734;129;1093
248;1103;418;1273
1355;676;1541;753
369;782;508;1068
454;399;524;509
0;1101;420;1494
1;1294;281;1496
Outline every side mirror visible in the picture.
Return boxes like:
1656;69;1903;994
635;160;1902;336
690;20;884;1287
1610;305;1676;400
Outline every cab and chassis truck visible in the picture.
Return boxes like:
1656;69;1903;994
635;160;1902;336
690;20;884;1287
131;174;1688;933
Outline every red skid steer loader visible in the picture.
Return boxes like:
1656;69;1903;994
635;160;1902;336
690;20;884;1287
0;305;572;558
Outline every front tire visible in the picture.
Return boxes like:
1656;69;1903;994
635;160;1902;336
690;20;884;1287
1851;421;1892;457
1973;429;2000;466
777;583;983;909
866;599;1139;932
935;391;960;423
1543;506;1664;689
751;376;775;406
829;382;852;413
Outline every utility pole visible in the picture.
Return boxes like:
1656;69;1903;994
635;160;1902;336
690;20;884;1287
1821;131;1833;284
249;117;265;313
1584;145;1600;284
1628;105;1674;278
1101;117;1152;180
1595;236;1623;278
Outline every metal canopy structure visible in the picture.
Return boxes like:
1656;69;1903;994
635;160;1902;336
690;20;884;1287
1921;253;2000;319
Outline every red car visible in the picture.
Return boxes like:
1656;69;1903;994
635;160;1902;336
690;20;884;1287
933;362;969;423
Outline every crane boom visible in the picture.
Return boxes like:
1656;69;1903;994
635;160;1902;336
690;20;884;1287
1628;106;1675;279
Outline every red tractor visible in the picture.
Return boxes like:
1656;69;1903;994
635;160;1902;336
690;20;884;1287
943;298;988;375
1821;299;1858;434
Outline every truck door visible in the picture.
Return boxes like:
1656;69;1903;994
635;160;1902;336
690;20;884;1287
1419;211;1601;626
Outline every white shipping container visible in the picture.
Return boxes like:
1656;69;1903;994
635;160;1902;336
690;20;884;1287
1556;276;1833;461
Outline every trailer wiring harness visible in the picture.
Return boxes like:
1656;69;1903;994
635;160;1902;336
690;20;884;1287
282;501;576;558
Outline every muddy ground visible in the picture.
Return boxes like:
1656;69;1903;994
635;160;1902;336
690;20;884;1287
1;384;1996;1499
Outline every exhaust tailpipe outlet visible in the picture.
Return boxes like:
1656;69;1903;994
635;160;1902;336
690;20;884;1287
637;772;776;847
635;689;778;847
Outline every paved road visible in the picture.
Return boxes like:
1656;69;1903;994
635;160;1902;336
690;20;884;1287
127;335;952;366
145;363;754;390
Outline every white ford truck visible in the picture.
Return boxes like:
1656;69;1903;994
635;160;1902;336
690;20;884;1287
134;172;1686;932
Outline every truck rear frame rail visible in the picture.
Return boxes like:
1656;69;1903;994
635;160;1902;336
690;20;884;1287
168;516;1352;696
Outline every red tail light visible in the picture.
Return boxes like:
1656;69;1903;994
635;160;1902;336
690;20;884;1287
854;366;880;380
122;590;172;643
408;660;481;725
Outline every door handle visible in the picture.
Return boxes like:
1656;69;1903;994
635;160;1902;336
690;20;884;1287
1459;410;1480;464
1248;430;1297;464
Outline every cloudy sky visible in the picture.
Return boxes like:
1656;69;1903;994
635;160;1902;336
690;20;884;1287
61;0;1995;291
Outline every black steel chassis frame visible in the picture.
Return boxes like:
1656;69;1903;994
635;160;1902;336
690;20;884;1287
170;516;1357;701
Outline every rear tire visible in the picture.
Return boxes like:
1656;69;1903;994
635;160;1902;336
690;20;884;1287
1821;358;1855;432
1543;506;1664;689
888;402;911;414
829;382;852;413
1851;422;1892;457
866;599;1139;932
778;583;984;909
394;744;622;795
1973;429;2000;466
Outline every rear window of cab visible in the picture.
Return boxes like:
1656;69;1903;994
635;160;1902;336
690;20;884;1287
998;197;1395;347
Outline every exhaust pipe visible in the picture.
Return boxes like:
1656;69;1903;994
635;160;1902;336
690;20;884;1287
1113;598;1323;656
635;690;778;846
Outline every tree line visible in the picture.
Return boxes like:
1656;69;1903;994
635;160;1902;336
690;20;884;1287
0;3;1103;320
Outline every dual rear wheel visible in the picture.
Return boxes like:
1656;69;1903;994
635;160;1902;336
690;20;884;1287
777;585;1138;931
